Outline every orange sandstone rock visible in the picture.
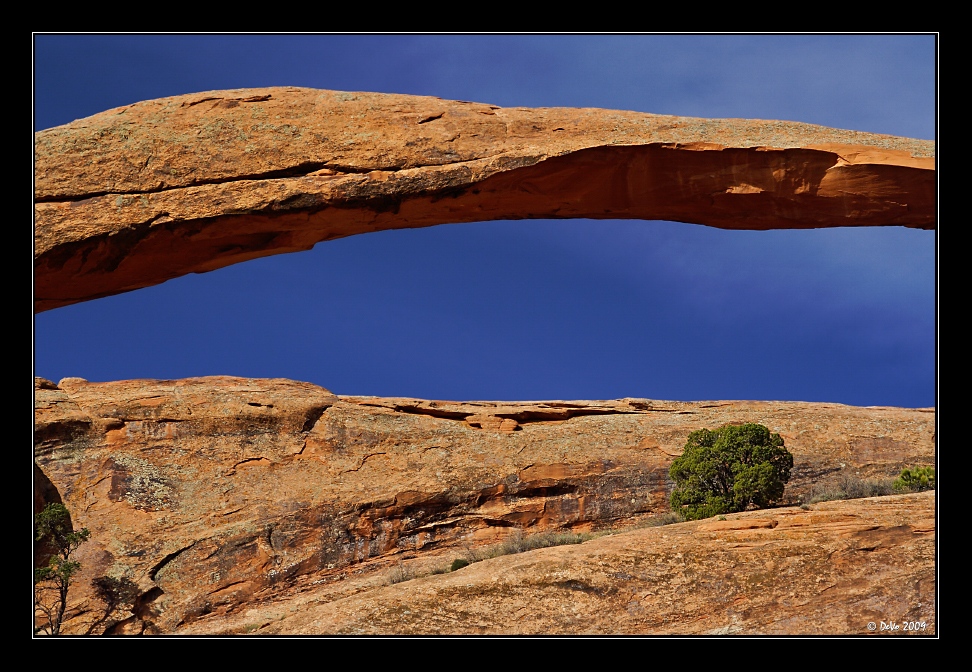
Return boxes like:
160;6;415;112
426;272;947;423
34;376;934;634
33;89;937;635
34;87;935;312
182;493;934;636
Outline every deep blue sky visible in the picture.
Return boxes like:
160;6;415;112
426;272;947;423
32;35;937;407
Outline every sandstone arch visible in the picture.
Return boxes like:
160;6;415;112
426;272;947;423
34;87;935;313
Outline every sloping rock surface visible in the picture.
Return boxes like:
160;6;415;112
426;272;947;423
180;492;936;636
35;87;935;311
34;376;934;635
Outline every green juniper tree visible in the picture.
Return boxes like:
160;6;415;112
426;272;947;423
669;423;794;520
34;502;90;635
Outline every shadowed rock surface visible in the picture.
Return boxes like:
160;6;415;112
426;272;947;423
34;376;935;635
34;87;935;312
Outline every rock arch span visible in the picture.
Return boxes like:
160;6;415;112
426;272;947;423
34;87;935;313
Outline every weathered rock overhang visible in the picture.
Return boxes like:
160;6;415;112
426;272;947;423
34;87;935;312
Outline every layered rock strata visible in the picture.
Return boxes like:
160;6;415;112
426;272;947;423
34;87;935;312
34;375;934;634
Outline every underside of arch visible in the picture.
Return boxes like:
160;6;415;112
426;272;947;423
34;87;935;313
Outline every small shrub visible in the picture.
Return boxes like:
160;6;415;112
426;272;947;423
387;558;412;585
499;529;526;555
503;529;592;554
644;511;686;527
462;528;597;566
893;466;935;493
450;558;470;572
669;423;793;520
805;474;895;504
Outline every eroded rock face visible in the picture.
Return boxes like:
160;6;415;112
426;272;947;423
34;376;934;634
34;87;935;312
178;492;935;636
